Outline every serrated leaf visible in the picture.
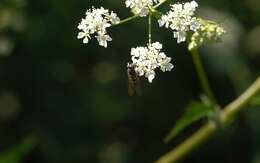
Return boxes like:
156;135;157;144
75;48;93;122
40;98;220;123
0;136;37;163
164;101;214;143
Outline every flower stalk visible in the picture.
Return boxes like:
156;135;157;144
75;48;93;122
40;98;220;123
190;48;218;105
112;15;138;27
113;0;169;28
154;0;171;9
148;13;152;45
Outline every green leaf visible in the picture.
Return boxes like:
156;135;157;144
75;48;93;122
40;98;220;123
164;101;214;143
0;136;37;163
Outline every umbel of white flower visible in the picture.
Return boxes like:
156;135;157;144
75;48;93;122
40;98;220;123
125;0;162;17
188;19;226;50
129;42;174;83
158;1;201;43
77;7;120;48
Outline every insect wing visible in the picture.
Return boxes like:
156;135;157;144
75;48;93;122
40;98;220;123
127;64;141;96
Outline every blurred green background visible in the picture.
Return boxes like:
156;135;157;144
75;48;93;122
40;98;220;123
0;0;260;162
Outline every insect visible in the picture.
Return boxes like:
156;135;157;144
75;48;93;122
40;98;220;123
127;63;141;96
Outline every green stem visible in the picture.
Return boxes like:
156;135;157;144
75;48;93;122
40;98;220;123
221;77;260;123
156;77;260;163
112;0;169;28
156;122;216;163
112;15;138;27
190;49;218;105
148;14;152;46
154;0;171;9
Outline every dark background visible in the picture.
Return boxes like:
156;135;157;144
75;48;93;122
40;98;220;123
0;0;260;162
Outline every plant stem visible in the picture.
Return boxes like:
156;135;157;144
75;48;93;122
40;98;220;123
148;14;152;46
190;49;218;105
112;15;138;27
112;0;170;28
156;76;260;163
154;0;171;9
221;77;260;123
157;122;216;163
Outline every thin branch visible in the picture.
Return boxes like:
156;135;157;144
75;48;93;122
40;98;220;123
112;15;138;27
156;76;260;163
148;14;152;45
190;49;218;105
112;0;170;28
221;77;260;123
154;0;170;9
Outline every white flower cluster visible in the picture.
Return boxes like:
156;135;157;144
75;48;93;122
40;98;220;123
188;19;226;50
158;1;201;43
125;0;162;17
77;7;120;48
129;42;174;83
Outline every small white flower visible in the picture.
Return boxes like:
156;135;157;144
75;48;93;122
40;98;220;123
158;1;200;43
158;15;170;27
147;72;155;83
77;31;90;44
109;12;121;24
125;0;162;17
174;31;187;43
77;7;120;48
152;42;163;49
128;42;174;83
95;33;112;48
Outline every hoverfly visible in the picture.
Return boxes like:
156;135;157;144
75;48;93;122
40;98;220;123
127;63;141;96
